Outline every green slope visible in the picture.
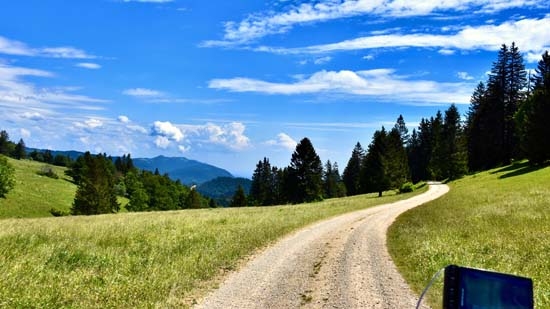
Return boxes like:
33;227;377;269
0;186;426;308
0;158;76;218
388;162;550;308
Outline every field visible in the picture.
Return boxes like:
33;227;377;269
0;158;76;218
388;162;550;307
0;179;426;308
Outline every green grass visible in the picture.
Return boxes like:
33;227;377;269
0;158;76;218
0;186;426;308
388;162;550;308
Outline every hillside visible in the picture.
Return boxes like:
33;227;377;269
388;162;550;308
197;177;252;206
132;155;233;185
0;187;426;307
0;158;76;218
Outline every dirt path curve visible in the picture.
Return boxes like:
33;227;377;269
196;184;449;309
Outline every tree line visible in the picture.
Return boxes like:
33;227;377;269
237;44;549;206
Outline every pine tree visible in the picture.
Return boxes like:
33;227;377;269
361;128;390;197
429;112;446;180
43;150;53;164
443;105;468;179
407;129;422;183
125;171;149;211
0;131;11;155
230;185;247;207
323;160;344;198
342;142;364;196
516;51;550;164
466;82;487;171
185;188;203;209
0;155;15;198
394;114;410;145
504;42;527;160
249;158;274;205
13;139;26;160
72;153;120;215
288;138;323;203
385;128;409;188
208;198;218;208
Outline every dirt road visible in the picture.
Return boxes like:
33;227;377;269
196;184;449;308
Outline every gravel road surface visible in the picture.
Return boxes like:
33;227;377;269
196;184;449;309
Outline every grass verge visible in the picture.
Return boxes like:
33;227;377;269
388;162;550;307
0;186;426;308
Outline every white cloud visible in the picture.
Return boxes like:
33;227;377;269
313;56;332;65
118;115;130;123
204;122;250;150
266;133;297;151
85;118;103;128
438;49;456;55
268;17;550;62
76;62;101;69
154;136;171;149
151;121;184;142
0;35;95;59
201;0;545;45
20;128;31;138
123;88;163;97
20;112;44;121
178;145;190;153
127;124;148;134
363;55;375;60
457;71;474;80
209;69;473;104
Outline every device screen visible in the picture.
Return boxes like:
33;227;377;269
459;267;533;309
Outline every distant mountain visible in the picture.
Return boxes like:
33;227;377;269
26;148;233;185
133;156;233;185
197;176;252;207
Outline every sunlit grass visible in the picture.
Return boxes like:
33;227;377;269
388;162;550;308
0;186;426;308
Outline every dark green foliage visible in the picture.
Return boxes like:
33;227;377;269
249;158;274;205
185;189;203;209
13;139;26;160
516;51;550;164
197;177;252;207
0;131;15;156
208;198;217;208
361;128;390;197
53;154;70;167
395;114;410;145
43;150;53;164
114;154;135;175
71;152;120;215
399;182;414;193
125;171;149;212
429;111;446;179
29;150;44;162
323;160;346;198
343;142;364;196
49;208;70;217
229;185;247;207
37;166;59;179
408;119;433;182
442;105;468;179
0;155;15;198
385;128;410;188
288;138;324;203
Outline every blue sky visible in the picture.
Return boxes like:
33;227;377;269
0;0;548;177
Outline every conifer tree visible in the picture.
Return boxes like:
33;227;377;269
407;129;422;183
288;138;323;203
443;105;468;179
125;171;149;211
230;185;247;207
249;158;273;205
14;139;26;160
385;128;409;188
429;112;446;179
185;188;203;209
43;150;53;164
466;82;487;171
361;128;390;197
72;152;120;215
342;142;364;196
394;114;410;145
516;51;550;164
323;160;345;198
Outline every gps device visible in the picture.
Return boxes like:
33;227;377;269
443;265;533;309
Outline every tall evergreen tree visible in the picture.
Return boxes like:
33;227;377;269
185;188;203;209
288;138;323;203
71;153;120;215
516;51;550;164
125;171;149;212
429;112;446;179
443;105;468;179
466;82;487;171
504;42;527;159
43;150;53;164
361;128;390;197
407;129;422;183
0;131;14;156
323;160;345;198
13;139;26;160
230;185;247;207
249;157;274;205
342;142;364;196
394;114;410;145
385;128;409;188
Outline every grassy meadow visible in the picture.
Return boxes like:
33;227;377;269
388;162;550;307
0;158;76;218
0;183;426;308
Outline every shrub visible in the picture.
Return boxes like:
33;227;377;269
399;182;414;193
37;166;59;179
49;208;70;217
0;155;15;197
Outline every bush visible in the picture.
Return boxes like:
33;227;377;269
49;208;70;217
37;166;59;179
399;182;414;193
0;155;15;198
